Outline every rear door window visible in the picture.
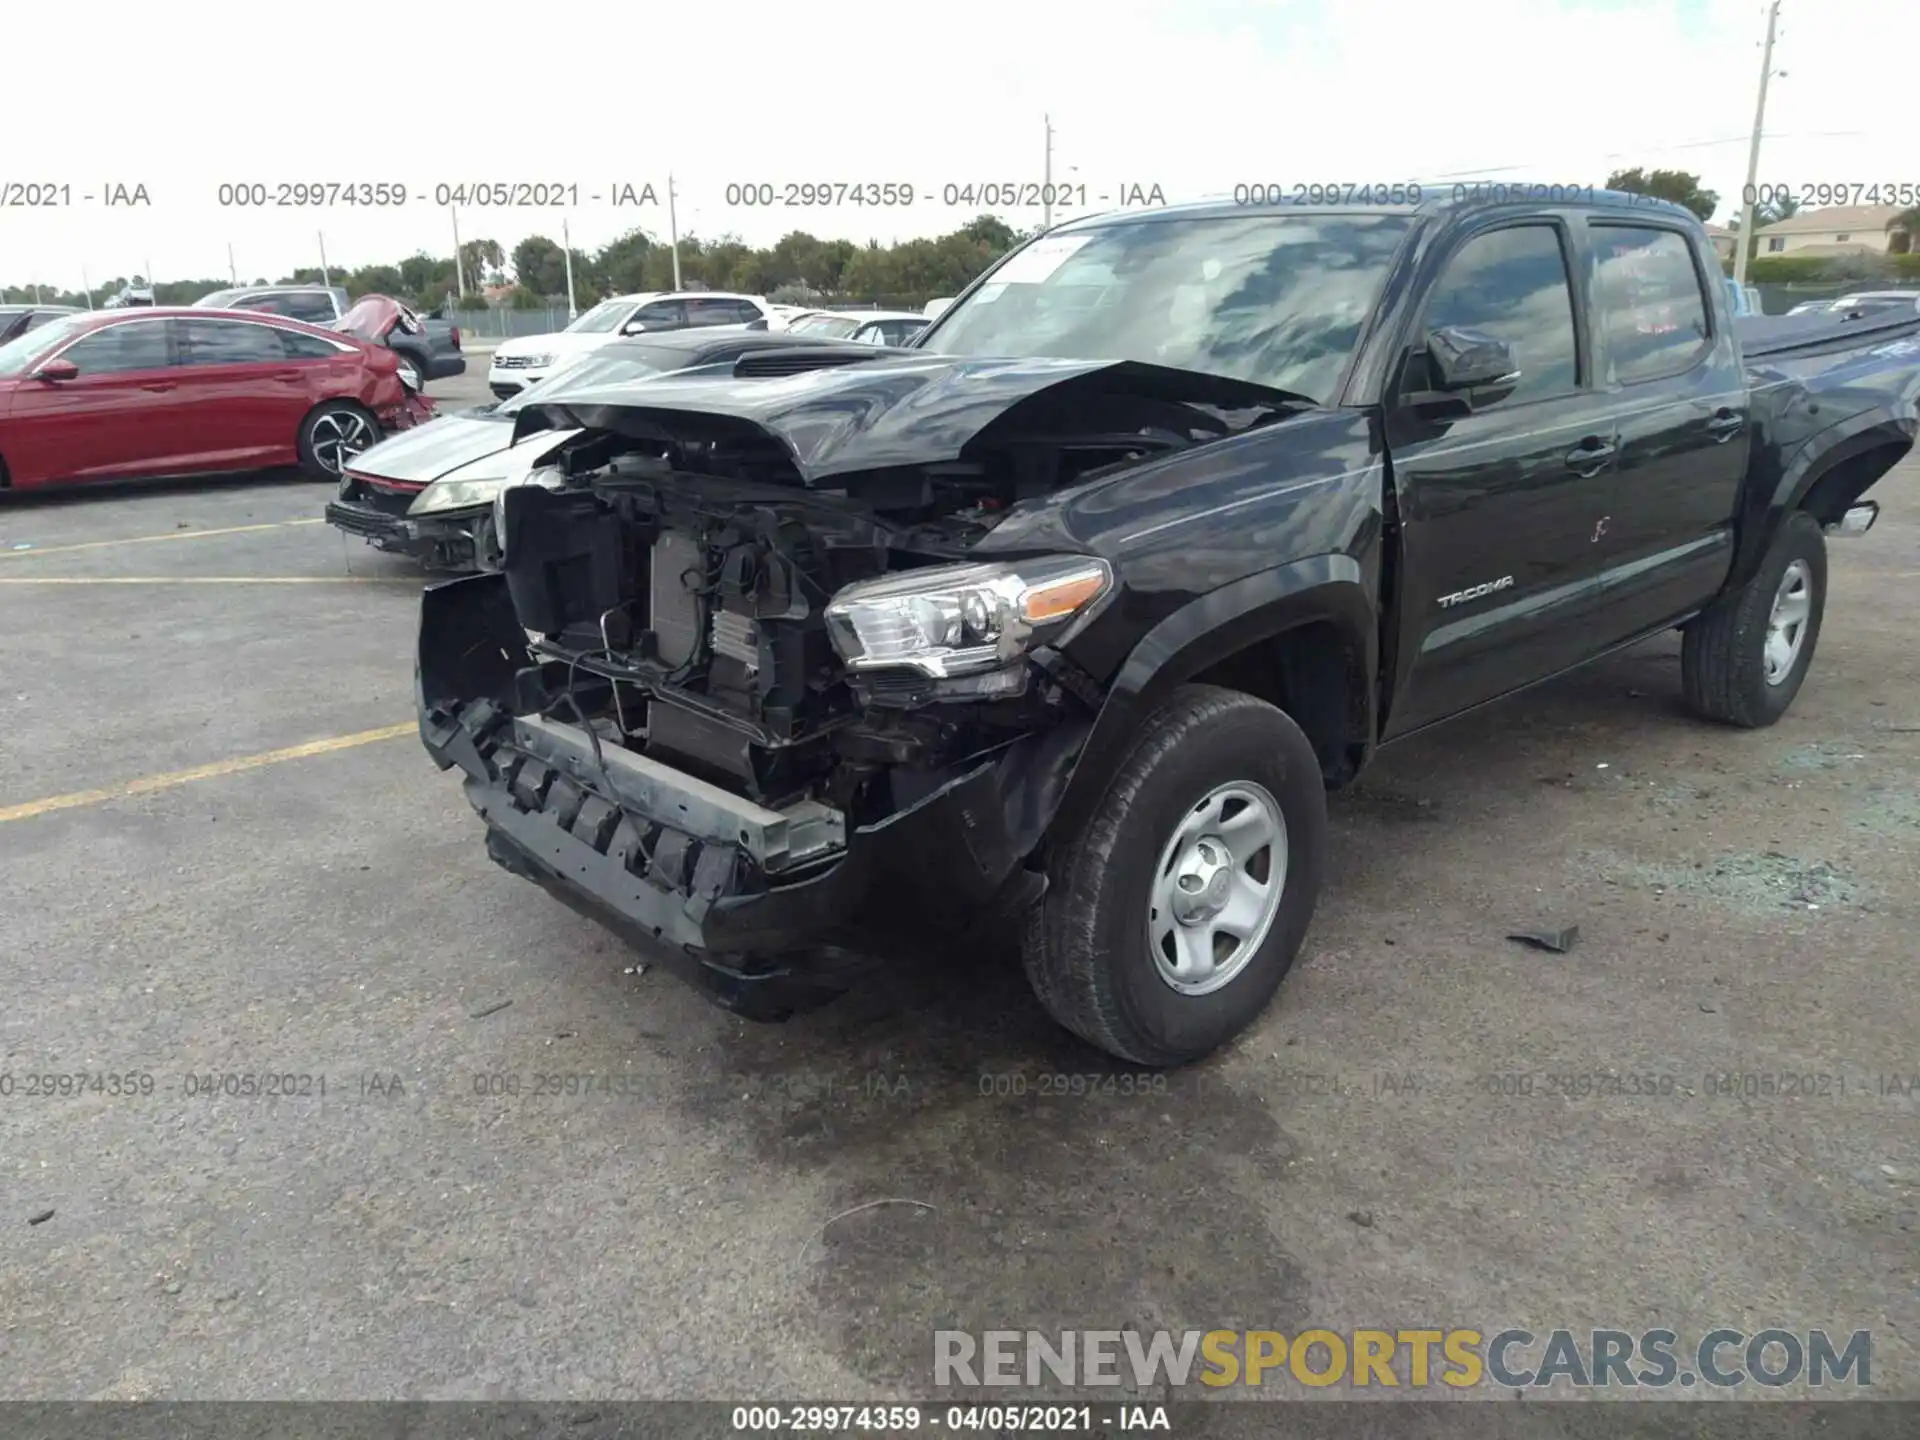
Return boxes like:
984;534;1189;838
1589;225;1711;384
177;318;290;365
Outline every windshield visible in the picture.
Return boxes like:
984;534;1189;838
919;214;1414;403
195;289;243;308
566;301;637;334
0;313;89;377
498;348;666;409
791;314;860;338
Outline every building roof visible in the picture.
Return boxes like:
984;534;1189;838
1755;204;1908;236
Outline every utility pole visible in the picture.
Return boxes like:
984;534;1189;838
1042;114;1055;230
562;216;578;318
1733;0;1783;288
228;243;238;285
81;265;93;308
667;174;683;290
451;206;467;298
318;232;330;288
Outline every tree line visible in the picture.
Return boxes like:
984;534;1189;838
8;172;1913;310
1;215;1029;313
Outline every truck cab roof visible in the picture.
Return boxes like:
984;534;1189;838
1052;185;1700;234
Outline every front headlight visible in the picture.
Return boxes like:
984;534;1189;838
824;555;1112;679
408;475;514;516
396;362;422;390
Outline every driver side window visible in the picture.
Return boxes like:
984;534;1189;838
61;320;171;374
1416;225;1580;409
628;300;686;332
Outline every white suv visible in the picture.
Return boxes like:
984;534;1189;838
487;291;771;398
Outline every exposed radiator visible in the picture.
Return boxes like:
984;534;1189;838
649;532;704;667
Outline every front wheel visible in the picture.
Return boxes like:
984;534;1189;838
298;402;381;480
1021;684;1327;1066
1682;510;1827;727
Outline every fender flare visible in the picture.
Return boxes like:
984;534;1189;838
1734;407;1916;587
1040;554;1378;848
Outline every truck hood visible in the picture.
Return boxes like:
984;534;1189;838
347;410;516;485
510;353;1312;485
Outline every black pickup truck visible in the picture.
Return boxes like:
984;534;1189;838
415;190;1919;1065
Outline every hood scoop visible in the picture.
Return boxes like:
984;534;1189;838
732;348;889;379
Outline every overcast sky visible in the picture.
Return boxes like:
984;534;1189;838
2;0;1908;290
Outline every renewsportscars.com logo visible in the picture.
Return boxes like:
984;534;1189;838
934;1327;1873;1390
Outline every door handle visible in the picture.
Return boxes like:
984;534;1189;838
140;382;176;392
1565;440;1617;473
1706;409;1745;441
270;370;303;382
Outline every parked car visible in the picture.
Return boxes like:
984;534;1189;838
785;310;930;345
487;292;772;398
0;308;430;489
415;190;1918;1065
330;294;465;385
103;285;155;309
329;328;875;569
923;297;954;318
194;285;350;326
0;305;81;345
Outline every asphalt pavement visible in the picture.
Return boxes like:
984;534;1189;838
1;384;1915;1401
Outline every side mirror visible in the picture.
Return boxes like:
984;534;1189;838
33;357;79;383
1428;326;1520;391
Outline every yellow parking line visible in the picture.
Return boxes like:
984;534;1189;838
0;518;324;559
0;724;417;825
0;576;417;585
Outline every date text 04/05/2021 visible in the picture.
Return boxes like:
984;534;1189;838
729;1405;1172;1432
210;181;660;208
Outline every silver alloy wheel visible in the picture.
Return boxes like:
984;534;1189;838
1763;559;1812;686
308;409;377;475
1147;780;1287;996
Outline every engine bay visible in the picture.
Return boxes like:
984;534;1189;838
493;377;1293;821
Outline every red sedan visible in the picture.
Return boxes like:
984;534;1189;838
0;307;425;490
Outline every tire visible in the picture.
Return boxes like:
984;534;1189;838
1021;684;1327;1066
297;401;381;480
1681;510;1827;728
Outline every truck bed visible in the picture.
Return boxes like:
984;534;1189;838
1735;308;1920;360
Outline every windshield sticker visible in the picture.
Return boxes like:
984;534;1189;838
989;234;1094;286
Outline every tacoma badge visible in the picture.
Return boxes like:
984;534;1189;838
1437;576;1515;609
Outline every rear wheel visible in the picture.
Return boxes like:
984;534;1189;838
1021;684;1327;1066
298;402;381;480
1681;510;1827;727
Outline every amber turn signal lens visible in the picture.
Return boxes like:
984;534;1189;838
1020;569;1108;623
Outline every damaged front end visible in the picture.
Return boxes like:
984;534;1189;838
416;356;1298;1017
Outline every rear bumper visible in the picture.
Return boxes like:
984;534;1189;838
429;354;467;380
416;573;1048;1018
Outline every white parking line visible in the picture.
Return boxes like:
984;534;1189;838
1;518;325;559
